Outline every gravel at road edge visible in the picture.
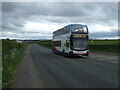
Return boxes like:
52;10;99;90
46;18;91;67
12;45;43;88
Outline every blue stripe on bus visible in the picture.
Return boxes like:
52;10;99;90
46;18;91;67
69;25;72;33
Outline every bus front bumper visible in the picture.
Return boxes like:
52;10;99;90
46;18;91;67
70;50;89;56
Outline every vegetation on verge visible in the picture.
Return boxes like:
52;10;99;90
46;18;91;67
2;39;28;88
89;40;119;53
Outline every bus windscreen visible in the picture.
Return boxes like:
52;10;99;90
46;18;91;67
72;25;88;33
72;39;88;50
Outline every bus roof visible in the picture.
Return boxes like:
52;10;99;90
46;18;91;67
68;24;86;26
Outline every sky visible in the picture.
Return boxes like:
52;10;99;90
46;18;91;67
1;2;119;40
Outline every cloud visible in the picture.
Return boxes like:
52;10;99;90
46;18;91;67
90;30;118;39
2;2;118;39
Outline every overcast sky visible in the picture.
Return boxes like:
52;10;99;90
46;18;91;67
2;2;118;39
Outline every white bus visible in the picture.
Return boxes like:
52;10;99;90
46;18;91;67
52;24;89;57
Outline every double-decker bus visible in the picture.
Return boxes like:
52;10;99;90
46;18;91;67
52;24;89;57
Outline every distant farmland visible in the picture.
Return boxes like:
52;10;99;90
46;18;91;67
37;40;119;53
88;40;119;53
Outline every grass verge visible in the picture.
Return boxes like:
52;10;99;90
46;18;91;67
89;40;119;53
2;39;28;88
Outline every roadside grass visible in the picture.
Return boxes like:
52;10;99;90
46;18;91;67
89;45;119;53
2;39;28;88
89;40;118;45
37;40;119;53
89;40;119;53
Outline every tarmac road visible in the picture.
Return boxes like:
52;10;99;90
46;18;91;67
13;44;118;88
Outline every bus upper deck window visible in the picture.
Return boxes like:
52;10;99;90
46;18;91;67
72;25;88;33
83;27;87;33
75;29;83;33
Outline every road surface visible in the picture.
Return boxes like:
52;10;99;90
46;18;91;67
13;44;118;88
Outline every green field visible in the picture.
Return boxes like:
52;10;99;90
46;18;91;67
2;39;28;88
89;40;119;53
36;40;52;48
37;40;119;53
89;40;118;45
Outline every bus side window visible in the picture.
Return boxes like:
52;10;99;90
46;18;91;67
54;41;61;47
66;40;69;47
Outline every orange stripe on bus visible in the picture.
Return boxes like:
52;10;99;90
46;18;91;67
74;53;86;54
